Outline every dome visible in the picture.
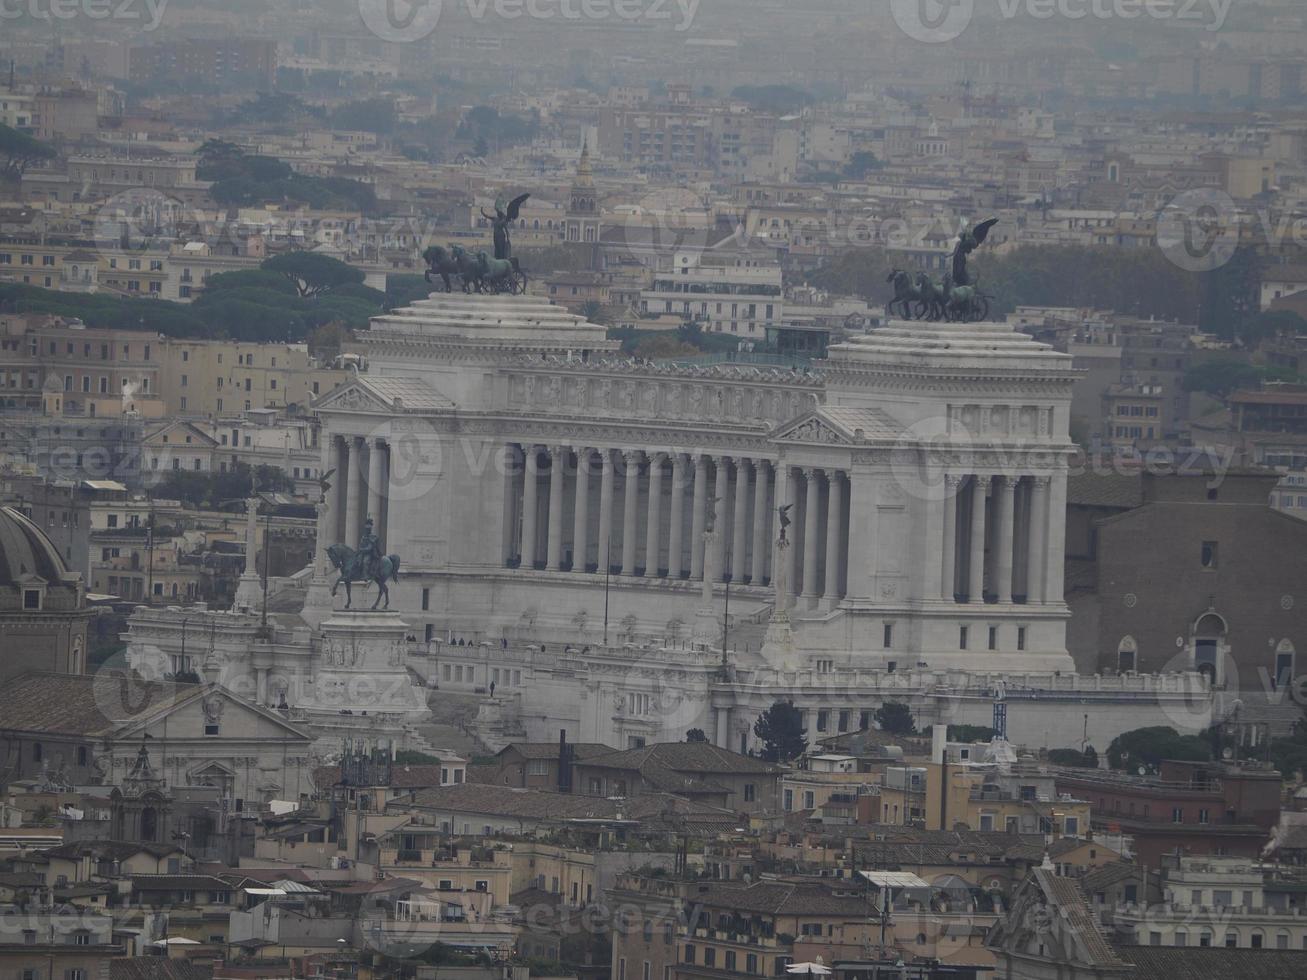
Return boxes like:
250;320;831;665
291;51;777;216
0;505;69;588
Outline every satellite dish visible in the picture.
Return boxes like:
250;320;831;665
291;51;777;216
1222;748;1234;760
1137;766;1147;776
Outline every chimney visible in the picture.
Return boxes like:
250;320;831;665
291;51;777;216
558;728;574;794
932;724;948;765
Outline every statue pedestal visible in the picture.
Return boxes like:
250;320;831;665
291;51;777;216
290;610;430;755
233;573;262;613
760;537;798;670
690;529;720;652
300;574;336;630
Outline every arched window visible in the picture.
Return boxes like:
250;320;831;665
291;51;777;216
1117;636;1138;673
1195;613;1227;682
141;806;158;842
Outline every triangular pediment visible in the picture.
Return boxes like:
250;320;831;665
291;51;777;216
770;411;857;446
113;684;311;743
312;379;397;414
313;376;451;415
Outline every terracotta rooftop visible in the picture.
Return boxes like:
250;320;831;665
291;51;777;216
1114;945;1307;979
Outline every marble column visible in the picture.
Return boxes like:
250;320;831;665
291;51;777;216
547;446;567;571
597;450;615;574
668;454;686;579
621;450;640;576
1027;476;1050;604
330;435;347;549
502;444;518;566
690;454;708;581
941;475;959;602
995;476;1018;604
823;469;844;606
801;468;821;602
968;474;988;604
731;457;749;582
345;437;362;545
645;453;665;576
712;457;729;582
573;449;591;572
521;445;540;569
366;439;384;540
1047;468;1068;603
751;460;770;585
715;706;732;749
378;441;392;551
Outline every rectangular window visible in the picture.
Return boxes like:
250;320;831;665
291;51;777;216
883;623;893;648
959;626;969;650
1017;627;1027;651
1172;807;1184;823
988;626;998;650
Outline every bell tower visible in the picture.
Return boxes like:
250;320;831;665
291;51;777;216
565;140;601;254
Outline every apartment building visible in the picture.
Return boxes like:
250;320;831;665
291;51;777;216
1191;386;1307;520
128;38;277;90
1112;856;1307;951
1053;760;1283;866
160;340;345;416
641;251;783;337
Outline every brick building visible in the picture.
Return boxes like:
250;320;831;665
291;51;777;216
1065;469;1307;706
1053;760;1282;866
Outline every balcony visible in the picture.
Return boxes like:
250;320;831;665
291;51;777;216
692;927;781;948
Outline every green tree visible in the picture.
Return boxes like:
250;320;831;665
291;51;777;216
308;322;350;361
875;701;917;736
685;728;708;743
202;269;300;295
843;151;883;179
923;724;995;742
580;300;607;324
0;123;56;181
263;252;365;298
1048;747;1099;768
754;701;807;763
1183;358;1265;397
1106;726;1212;774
